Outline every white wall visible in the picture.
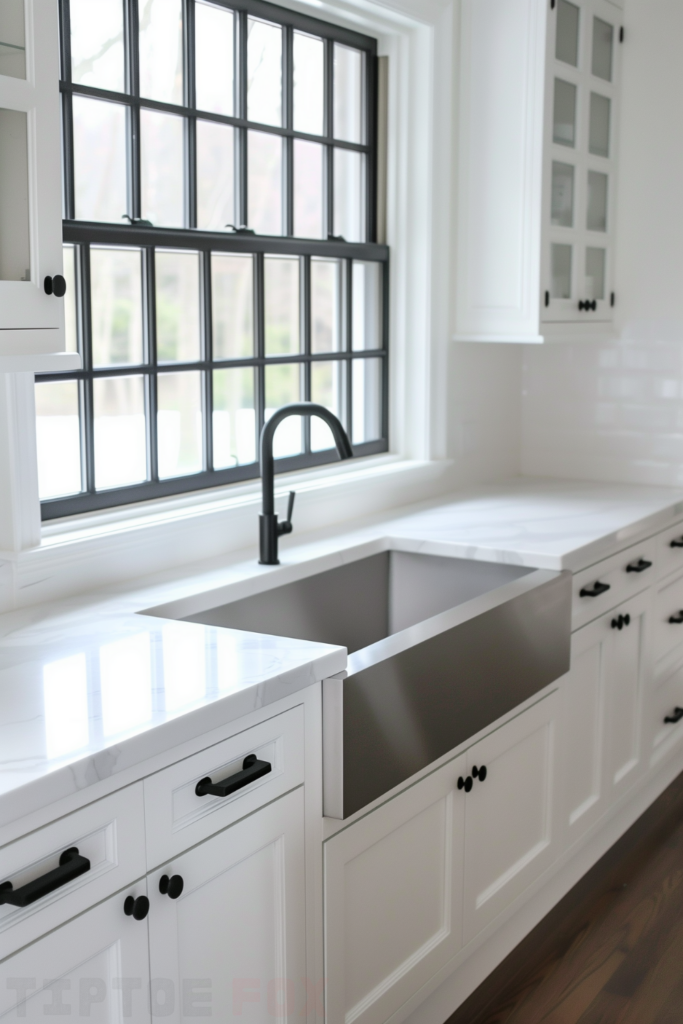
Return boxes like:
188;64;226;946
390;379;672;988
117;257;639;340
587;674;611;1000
522;0;683;486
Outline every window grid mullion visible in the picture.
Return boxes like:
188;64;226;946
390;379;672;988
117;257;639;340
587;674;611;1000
284;25;294;238
126;0;141;220
202;250;214;471
254;252;266;459
79;244;96;494
345;257;353;438
238;10;248;227
302;255;311;453
325;38;334;238
184;0;197;229
144;247;159;482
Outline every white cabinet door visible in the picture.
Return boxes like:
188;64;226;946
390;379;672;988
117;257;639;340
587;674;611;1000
148;787;306;1024
324;753;467;1024
0;885;151;1024
0;0;66;356
560;614;610;846
462;693;558;945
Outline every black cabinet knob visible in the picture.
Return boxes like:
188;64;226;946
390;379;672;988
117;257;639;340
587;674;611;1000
671;538;683;549
472;765;487;782
44;275;67;298
578;299;598;312
669;611;683;625
159;874;184;899
124;895;149;920
624;614;631;627
457;776;473;793
611;616;623;630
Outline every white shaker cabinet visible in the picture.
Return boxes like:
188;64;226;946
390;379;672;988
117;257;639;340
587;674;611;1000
0;884;152;1024
148;787;307;1024
455;0;623;344
0;0;77;369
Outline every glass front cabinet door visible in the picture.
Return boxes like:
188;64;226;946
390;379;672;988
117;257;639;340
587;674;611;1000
542;0;622;333
0;0;70;364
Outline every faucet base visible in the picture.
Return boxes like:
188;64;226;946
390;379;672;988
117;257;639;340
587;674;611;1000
259;514;280;565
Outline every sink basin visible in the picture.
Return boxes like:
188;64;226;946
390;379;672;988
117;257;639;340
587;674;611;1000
184;550;572;818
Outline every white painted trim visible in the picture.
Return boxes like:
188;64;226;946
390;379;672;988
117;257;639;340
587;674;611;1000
0;373;41;552
0;351;81;371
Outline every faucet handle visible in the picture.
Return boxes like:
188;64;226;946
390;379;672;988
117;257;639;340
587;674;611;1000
278;491;296;536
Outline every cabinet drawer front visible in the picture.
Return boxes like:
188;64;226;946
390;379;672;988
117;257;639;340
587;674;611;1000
657;520;683;581
144;705;304;866
654;571;683;664
0;885;151;1024
0;784;146;961
572;538;656;630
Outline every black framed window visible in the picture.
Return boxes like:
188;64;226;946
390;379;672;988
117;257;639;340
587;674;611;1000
36;0;389;519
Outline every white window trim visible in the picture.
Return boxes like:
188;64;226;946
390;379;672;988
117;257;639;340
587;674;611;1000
0;0;455;611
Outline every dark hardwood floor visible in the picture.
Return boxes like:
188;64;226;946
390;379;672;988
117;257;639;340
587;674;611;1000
448;770;683;1024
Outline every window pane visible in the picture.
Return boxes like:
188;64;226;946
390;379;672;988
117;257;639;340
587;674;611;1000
248;130;282;235
197;120;234;231
352;262;382;350
334;44;362;143
556;0;579;67
265;256;300;356
141;109;184;227
91;247;143;367
70;0;124;92
294;140;324;239
587;170;608;231
157;371;203;478
139;0;183;104
553;79;576;147
334;148;363;242
35;381;82;500
63;245;78;353
551;243;572;299
94;376;147;489
247;18;282;127
213;367;256;468
311;259;341;354
156;250;200;362
196;2;233;116
589;93;611;157
352;358;381;444
73;96;127;223
294;32;324;135
592;17;613;82
0;0;26;79
311;361;344;451
0;109;29;281
551;161;574;227
212;253;253;359
265;364;302;457
586;247;606;301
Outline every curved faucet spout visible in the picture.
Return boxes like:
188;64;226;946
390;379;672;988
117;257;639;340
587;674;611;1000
259;403;353;564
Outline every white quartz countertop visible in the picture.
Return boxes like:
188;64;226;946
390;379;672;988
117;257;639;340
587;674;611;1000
3;476;683;830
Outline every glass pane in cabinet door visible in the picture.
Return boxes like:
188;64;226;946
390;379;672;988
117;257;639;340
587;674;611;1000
91;247;144;366
0;0;25;79
197;120;234;231
265;364;302;457
94;375;147;489
247;18;282;127
551;243;572;299
556;0;579;67
139;0;183;104
553;79;577;147
157;371;203;478
71;0;124;92
0;109;29;280
213;367;256;468
196;1;234;116
589;93;611;157
35;381;82;500
294;32;324;135
587;170;608;231
551;161;575;227
248;130;282;235
585;247;606;301
73;96;127;222
592;17;614;82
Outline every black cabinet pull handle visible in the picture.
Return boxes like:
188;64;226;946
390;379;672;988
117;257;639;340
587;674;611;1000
611;616;623;630
580;581;611;598
626;559;652;573
195;754;272;798
670;538;683;549
665;708;683;724
457;776;473;793
669;612;683;624
43;275;67;298
0;847;90;908
472;765;488;782
124;895;149;920
159;874;184;899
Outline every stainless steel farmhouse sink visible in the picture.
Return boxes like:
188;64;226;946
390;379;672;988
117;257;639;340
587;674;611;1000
184;551;572;818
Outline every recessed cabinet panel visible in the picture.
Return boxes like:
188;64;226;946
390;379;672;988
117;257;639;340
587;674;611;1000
654;571;683;663
324;754;466;1024
462;693;558;945
606;591;649;799
649;657;683;767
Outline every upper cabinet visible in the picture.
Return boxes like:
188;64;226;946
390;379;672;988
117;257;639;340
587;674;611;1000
455;0;623;344
0;0;78;369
